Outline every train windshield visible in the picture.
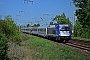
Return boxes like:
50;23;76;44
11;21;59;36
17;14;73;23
60;26;69;31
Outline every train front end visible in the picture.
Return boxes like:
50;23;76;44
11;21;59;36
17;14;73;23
56;24;71;42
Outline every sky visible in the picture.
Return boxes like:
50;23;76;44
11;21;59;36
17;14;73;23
0;0;76;26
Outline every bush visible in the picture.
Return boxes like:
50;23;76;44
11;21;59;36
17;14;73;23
74;20;90;40
0;15;21;60
81;28;90;39
0;32;9;60
0;15;21;43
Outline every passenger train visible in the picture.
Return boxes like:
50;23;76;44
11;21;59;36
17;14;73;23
21;24;71;42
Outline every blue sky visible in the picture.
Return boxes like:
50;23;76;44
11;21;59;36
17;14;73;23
0;0;75;26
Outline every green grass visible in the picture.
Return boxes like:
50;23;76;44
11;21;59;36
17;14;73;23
72;36;90;41
27;35;90;60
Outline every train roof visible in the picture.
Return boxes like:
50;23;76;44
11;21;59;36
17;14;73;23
21;24;70;29
48;24;69;28
21;27;33;29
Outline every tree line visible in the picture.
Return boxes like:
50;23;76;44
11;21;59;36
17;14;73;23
51;13;72;30
73;0;90;39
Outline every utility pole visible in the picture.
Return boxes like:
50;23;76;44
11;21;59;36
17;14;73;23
0;15;2;20
24;0;33;26
71;2;75;37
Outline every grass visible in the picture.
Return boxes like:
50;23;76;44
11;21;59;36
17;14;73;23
8;34;90;60
26;35;90;60
72;36;90;41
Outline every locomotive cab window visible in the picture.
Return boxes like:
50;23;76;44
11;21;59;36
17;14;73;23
60;26;69;31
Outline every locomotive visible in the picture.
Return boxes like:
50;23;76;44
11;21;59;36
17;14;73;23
21;24;71;42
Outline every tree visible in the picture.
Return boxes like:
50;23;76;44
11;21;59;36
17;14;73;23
74;20;82;37
5;15;21;43
73;0;90;28
33;23;40;27
73;0;90;39
27;24;31;27
37;23;40;27
50;22;53;25
53;13;71;24
53;13;72;29
85;0;90;27
33;24;37;27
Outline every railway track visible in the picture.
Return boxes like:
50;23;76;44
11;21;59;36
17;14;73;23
63;39;90;56
69;39;90;50
65;42;90;51
48;38;90;56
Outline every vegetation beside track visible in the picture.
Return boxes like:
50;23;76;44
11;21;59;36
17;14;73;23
73;0;90;40
72;36;90;41
21;34;90;60
0;15;21;60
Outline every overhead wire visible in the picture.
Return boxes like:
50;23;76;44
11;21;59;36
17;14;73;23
19;0;74;25
33;0;45;5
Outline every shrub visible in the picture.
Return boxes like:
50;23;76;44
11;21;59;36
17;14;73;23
0;32;9;60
